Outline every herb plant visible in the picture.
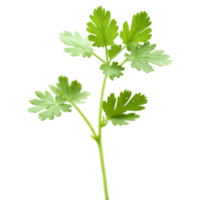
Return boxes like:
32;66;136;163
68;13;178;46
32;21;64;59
28;6;172;200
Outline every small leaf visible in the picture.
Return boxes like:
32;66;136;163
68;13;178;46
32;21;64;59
108;44;122;59
100;62;124;80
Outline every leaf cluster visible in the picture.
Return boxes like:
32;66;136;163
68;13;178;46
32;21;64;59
28;76;90;121
29;6;172;128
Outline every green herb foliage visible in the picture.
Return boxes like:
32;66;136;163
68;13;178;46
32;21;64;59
28;6;172;200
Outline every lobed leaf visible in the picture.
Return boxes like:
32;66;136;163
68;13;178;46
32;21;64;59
86;6;119;47
103;90;147;126
28;91;71;121
60;31;93;58
125;43;172;73
49;76;90;104
120;11;152;47
100;62;124;80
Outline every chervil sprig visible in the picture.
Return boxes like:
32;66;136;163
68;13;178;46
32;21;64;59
28;6;172;200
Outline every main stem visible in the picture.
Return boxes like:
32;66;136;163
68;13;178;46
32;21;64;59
96;132;112;200
95;48;112;200
70;48;112;200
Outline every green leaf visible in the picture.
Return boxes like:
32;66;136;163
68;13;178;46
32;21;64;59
26;74;94;122
59;31;93;58
120;11;152;47
103;90;147;125
125;43;172;73
100;62;124;80
49;76;90;104
86;6;119;47
28;91;72;121
108;44;122;59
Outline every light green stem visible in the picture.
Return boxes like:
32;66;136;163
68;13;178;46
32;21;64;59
91;52;105;63
119;58;128;67
95;48;112;200
71;48;112;200
70;102;97;137
96;133;112;200
95;75;112;200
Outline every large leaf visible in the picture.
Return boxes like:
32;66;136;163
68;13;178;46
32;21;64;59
86;6;119;47
120;11;152;47
125;43;172;73
103;90;147;125
59;31;93;58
